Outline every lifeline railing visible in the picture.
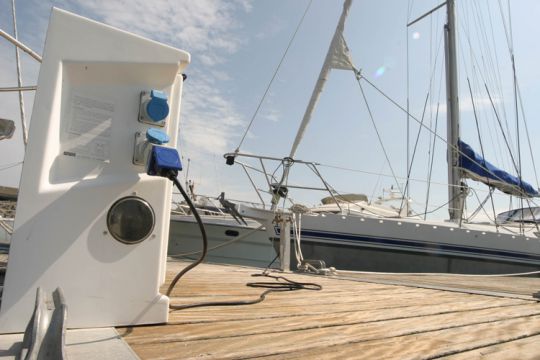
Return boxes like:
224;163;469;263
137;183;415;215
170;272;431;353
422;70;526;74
223;151;367;215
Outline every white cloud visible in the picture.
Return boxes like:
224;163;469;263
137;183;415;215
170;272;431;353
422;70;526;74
209;69;232;82
262;109;280;123
0;0;257;193
16;0;258;199
180;70;244;156
430;96;501;115
255;16;285;40
68;0;253;164
70;0;251;54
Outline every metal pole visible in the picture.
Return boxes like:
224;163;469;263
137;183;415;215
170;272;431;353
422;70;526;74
279;215;291;272
11;0;28;148
0;29;42;63
0;86;36;92
445;0;463;222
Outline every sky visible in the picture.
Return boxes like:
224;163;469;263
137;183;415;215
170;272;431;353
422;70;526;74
1;0;540;220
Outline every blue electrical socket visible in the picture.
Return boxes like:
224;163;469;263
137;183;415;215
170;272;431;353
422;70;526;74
147;146;182;177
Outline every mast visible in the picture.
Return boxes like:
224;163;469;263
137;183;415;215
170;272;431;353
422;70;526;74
270;0;355;211
289;0;354;159
445;0;463;222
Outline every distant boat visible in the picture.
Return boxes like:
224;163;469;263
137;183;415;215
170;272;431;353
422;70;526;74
0;187;17;253
168;193;276;268
226;0;540;274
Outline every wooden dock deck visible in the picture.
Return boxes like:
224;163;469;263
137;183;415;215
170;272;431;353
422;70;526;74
119;260;540;359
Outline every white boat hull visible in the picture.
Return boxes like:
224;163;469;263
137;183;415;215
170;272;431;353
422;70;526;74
290;213;540;274
169;215;276;268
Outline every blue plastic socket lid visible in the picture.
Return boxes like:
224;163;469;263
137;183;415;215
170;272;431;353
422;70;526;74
152;146;182;172
146;128;170;145
146;90;169;122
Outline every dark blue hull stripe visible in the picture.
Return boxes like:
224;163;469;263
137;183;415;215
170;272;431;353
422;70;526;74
295;229;540;263
0;243;9;253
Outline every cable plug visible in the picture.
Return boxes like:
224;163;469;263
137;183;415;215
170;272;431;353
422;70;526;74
146;145;182;178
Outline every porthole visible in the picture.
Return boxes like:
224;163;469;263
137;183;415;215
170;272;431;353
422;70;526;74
107;196;155;244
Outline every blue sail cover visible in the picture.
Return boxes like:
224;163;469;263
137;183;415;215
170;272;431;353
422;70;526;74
458;140;539;198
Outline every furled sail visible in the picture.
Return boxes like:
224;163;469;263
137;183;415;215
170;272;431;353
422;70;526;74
458;140;539;197
289;0;356;159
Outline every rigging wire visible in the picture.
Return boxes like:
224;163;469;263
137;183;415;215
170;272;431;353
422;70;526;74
399;92;429;214
469;1;537;235
496;0;524;232
424;14;446;219
235;0;313;152
486;1;509;133
369;162;386;205
477;4;510;172
494;0;539;228
0;161;22;172
359;75;533;198
424;102;440;220
467;78;498;227
414;192;460;218
493;0;516;158
405;4;444;217
516;83;540;189
471;187;497;223
508;1;525;233
235;1;539;218
484;84;522;182
466;188;493;222
356;79;404;198
423;9;433;218
402;10;445;215
317;161;514;195
458;1;511;172
406;0;412;211
485;79;538;232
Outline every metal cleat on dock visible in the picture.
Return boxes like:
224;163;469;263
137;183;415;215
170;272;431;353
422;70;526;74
19;287;67;360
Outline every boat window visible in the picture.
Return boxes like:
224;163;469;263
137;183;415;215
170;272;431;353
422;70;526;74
225;230;240;237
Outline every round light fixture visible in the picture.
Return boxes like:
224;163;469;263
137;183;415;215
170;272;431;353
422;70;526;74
107;196;155;244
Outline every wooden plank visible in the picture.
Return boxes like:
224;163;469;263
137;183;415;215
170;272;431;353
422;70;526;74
120;261;540;359
442;334;540;360
261;316;540;359
166;287;470;310
125;305;540;359
166;260;540;298
337;272;540;297
121;300;526;344
163;295;515;325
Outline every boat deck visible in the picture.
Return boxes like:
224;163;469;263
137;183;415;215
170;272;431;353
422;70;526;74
119;260;540;359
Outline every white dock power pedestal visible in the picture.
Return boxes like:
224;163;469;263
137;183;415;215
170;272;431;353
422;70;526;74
0;8;190;333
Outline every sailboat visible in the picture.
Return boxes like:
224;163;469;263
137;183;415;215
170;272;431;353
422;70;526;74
224;0;540;274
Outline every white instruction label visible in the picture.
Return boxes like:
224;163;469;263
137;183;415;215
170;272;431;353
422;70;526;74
63;94;114;162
